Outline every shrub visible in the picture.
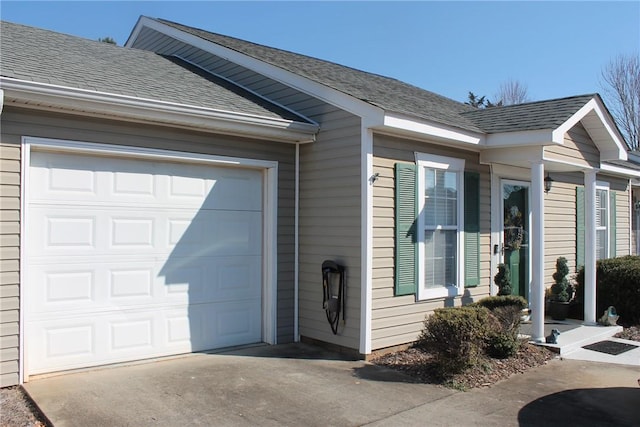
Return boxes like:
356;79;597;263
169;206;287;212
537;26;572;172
474;295;528;311
575;256;640;325
474;296;527;358
486;331;521;359
417;306;497;375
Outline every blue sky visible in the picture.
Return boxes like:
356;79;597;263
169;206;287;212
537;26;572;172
1;1;639;105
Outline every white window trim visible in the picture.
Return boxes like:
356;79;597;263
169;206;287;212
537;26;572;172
596;181;610;260
415;153;465;300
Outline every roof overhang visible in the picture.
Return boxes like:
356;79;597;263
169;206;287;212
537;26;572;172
127;16;385;122
600;162;640;178
373;112;484;147
0;77;319;144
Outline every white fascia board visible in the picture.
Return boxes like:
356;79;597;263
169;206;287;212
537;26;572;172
599;162;640;178
1;77;318;143
130;17;385;123
381;113;484;146
480;146;544;165
552;98;628;161
485;129;553;147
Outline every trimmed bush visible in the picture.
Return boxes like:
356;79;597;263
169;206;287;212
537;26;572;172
474;296;527;358
575;256;640;325
486;331;520;359
473;295;528;311
417;306;497;375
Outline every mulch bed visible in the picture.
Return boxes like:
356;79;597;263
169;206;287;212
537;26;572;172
371;341;555;391
615;325;640;341
373;325;640;391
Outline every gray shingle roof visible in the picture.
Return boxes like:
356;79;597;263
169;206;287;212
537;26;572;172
460;94;597;133
156;18;484;133
0;21;305;122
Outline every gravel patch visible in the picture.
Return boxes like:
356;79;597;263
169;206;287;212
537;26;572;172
0;386;48;427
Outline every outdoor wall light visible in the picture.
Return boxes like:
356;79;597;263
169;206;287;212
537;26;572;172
634;200;640;212
544;173;554;193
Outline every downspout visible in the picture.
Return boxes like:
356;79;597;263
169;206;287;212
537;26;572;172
294;143;300;341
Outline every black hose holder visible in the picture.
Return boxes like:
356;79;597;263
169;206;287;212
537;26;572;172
321;260;346;335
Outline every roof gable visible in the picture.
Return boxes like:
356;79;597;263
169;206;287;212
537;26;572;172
150;18;483;133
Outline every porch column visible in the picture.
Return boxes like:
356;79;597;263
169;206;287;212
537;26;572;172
584;170;597;324
531;162;545;342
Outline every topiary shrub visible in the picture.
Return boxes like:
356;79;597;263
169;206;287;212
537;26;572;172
417;306;498;376
494;263;512;296
575;256;640;325
550;257;572;302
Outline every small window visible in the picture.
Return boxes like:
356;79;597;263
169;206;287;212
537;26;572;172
595;186;609;260
416;153;465;300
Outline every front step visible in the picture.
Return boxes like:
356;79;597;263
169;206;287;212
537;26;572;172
536;324;623;355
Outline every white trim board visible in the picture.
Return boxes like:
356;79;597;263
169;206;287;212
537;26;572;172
1;77;318;144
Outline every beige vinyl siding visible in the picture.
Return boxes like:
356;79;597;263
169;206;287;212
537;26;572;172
544;123;600;169
543;173;583;286
132;27;363;350
371;134;491;351
0;107;299;384
543;172;631;287
297;112;361;350
0;141;21;387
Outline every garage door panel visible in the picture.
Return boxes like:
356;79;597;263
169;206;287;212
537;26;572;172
31;152;263;212
29;208;262;258
27;151;266;375
29;256;261;314
28;300;262;374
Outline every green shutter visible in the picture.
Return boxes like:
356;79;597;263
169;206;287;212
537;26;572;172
610;191;617;258
394;163;417;296
464;172;480;287
576;187;585;267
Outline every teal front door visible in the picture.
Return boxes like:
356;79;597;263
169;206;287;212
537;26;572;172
502;181;530;300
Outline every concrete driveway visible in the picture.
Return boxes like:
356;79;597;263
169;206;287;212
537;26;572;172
24;343;640;426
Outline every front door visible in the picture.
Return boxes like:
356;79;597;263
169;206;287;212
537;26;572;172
501;181;530;300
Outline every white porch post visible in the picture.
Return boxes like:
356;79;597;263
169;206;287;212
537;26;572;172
584;170;597;324
531;162;545;342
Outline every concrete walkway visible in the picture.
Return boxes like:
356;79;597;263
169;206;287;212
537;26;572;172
24;343;640;427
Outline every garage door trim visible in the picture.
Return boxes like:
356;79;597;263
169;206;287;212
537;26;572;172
20;136;279;381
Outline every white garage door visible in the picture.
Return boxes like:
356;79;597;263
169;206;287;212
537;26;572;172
26;150;263;375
